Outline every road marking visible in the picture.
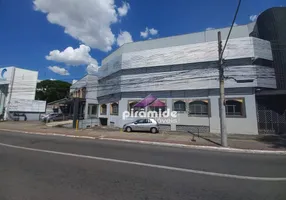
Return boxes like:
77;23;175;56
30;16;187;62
1;141;286;181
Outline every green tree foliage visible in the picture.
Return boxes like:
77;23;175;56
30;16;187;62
36;80;71;103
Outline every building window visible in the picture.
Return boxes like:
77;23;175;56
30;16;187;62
128;100;142;113
225;98;245;117
149;99;166;113
88;104;97;118
173;100;186;112
100;104;107;115
189;100;209;116
110;102;119;115
135;119;147;124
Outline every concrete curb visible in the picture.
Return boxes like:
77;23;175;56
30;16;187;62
1;128;286;155
101;138;286;155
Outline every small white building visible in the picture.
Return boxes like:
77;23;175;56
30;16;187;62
0;67;46;120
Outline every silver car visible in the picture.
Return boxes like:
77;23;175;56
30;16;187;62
41;113;64;122
123;118;159;133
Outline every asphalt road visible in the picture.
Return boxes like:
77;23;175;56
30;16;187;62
0;131;286;200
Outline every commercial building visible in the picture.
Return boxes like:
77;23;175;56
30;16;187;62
71;7;285;135
0;67;46;120
252;7;286;134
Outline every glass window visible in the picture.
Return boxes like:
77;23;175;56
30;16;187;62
135;119;146;123
143;119;150;123
91;106;97;115
88;104;97;117
128;101;142;113
100;104;107;115
110;102;119;115
225;99;244;117
189;100;209;116
89;104;97;115
174;100;186;111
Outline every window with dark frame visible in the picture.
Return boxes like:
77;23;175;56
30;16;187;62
100;104;107;115
174;100;186;111
128;101;142;113
110;102;119;115
149;106;166;113
225;99;244;117
91;106;97;115
189;100;209;116
88;104;97;117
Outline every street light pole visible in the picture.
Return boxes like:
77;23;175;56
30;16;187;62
218;31;227;147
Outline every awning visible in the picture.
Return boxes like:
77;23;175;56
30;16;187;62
134;94;157;107
149;99;166;107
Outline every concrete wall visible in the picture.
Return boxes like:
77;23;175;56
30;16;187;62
96;36;275;97
25;113;42;121
0;67;38;101
73;75;98;120
0;85;8;114
97;64;276;97
121;37;272;70
100;37;272;79
0;67;38;119
97;94;259;135
70;75;87;94
12;68;38;100
103;23;255;64
209;94;258;135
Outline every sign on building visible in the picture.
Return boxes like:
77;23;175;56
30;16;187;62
9;99;46;113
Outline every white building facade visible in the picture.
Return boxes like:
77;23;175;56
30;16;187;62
0;67;46;120
75;23;276;135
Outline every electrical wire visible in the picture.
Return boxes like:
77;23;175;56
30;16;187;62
220;0;242;60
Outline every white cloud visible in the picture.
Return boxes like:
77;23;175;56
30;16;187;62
86;63;99;75
117;31;133;46
117;2;130;17
33;0;120;52
46;45;98;66
48;66;70;76
250;15;258;22
140;27;158;38
140;27;149;38
206;27;215;31
46;45;100;75
149;28;158;36
233;22;238;26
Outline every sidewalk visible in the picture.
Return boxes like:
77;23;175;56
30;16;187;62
1;121;286;152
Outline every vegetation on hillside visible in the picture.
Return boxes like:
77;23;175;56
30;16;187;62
36;80;71;103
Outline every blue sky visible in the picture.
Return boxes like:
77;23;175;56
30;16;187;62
0;0;284;82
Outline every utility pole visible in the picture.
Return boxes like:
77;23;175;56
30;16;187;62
218;31;227;147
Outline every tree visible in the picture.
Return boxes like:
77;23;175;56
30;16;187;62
36;80;71;103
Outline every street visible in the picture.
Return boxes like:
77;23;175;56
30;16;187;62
0;131;286;200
